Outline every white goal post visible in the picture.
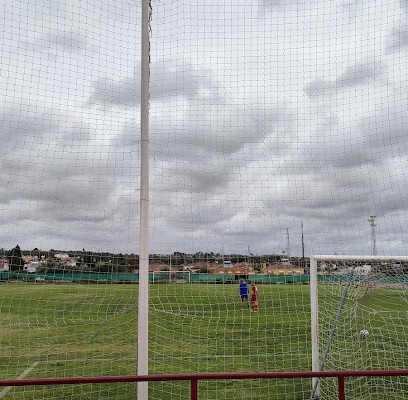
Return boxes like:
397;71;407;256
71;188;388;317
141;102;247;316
309;255;408;400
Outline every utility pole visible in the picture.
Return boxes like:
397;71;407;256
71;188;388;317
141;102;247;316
286;228;290;261
248;245;254;270
301;222;305;270
369;216;377;256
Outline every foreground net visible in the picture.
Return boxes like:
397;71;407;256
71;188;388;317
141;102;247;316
1;260;313;400
1;0;408;399
0;276;138;399
149;273;312;400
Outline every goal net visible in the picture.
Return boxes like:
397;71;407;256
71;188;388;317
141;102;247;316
148;265;312;400
152;270;191;283
310;255;408;400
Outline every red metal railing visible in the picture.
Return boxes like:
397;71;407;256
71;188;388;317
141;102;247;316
1;370;408;400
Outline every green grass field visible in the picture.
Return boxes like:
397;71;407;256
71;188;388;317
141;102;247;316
0;281;407;399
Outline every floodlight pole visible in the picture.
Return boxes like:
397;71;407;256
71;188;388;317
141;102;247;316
137;0;151;398
369;216;377;256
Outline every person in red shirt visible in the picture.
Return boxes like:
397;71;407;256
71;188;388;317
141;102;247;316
250;282;258;311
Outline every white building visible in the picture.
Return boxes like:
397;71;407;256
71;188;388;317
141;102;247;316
0;258;9;271
351;265;372;275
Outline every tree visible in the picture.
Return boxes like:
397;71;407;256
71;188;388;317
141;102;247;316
8;245;25;272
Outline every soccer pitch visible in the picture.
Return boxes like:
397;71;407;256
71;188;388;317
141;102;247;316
0;282;407;399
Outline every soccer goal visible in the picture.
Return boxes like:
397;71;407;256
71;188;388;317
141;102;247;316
152;270;191;283
310;255;408;400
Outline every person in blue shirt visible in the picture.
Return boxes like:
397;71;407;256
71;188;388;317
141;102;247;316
239;279;249;307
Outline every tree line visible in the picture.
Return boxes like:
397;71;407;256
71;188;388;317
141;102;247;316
3;246;298;273
3;245;139;273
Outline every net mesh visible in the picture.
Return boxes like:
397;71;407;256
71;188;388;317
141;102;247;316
1;0;408;399
149;273;311;399
311;256;408;400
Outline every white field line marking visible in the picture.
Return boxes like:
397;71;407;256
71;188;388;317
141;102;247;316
0;361;39;398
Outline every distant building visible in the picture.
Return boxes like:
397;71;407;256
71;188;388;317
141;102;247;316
265;261;304;276
54;254;77;267
0;258;9;271
24;262;39;273
210;261;254;275
350;265;371;275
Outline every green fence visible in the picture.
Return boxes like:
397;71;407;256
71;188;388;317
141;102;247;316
0;271;310;284
3;271;407;285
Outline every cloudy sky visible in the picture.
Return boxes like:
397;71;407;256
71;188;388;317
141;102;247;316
1;0;408;256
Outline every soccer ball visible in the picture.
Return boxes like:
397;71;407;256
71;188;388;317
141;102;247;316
359;329;369;338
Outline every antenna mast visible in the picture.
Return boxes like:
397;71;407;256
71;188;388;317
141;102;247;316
286;228;290;260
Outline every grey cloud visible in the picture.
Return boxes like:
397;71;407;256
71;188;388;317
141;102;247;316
357;100;408;158
303;79;332;98
158;161;234;195
151;104;294;158
0;105;57;141
88;59;224;107
0;104;91;164
259;0;311;12
88;76;139;107
289;101;407;174
262;178;351;222
22;31;90;59
340;0;361;19
262;165;393;225
40;31;88;52
337;61;385;87
304;61;385;97
146;104;295;194
0;103;121;223
258;94;408;233
386;25;408;53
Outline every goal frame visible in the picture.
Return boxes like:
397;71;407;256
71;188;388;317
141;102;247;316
152;270;191;283
309;254;408;398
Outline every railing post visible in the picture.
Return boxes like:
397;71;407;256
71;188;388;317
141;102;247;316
191;378;198;400
338;376;345;400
